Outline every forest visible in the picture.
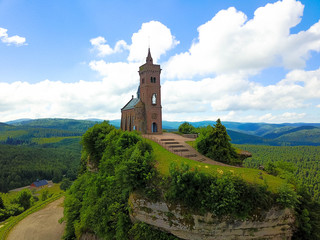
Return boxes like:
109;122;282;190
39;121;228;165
240;145;320;201
0;119;99;192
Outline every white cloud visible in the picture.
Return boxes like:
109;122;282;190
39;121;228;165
163;0;320;79
0;79;132;122
2;1;320;123
162;68;320;115
90;36;128;57
90;21;179;63
0;27;26;46
257;112;306;122
128;21;179;63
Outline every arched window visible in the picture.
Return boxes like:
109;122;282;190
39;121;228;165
152;93;157;105
150;77;156;83
142;78;145;84
152;122;157;133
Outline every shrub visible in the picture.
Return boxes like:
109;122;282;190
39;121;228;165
276;184;299;208
166;163;274;218
178;122;196;134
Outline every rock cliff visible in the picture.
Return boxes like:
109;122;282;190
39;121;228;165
129;193;295;240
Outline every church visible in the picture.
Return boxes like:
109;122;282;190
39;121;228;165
120;48;162;134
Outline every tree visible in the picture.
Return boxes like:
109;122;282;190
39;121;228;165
60;178;72;191
81;121;115;165
178;122;196;134
15;189;32;210
41;189;50;201
0;196;4;209
52;170;63;183
196;119;239;165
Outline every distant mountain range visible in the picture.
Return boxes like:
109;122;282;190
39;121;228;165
2;118;320;146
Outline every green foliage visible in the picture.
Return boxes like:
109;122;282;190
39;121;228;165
236;144;320;238
81;120;115;166
241;144;320;201
293;186;320;240
64;123;159;239
178;122;196;134
52;170;63;183
166;163;274;219
275;184;299;208
0;196;4;209
196;119;240;165
14;189;33;210
40;189;51;201
128;222;179;240
0;143;80;192
147;138;285;193
60;178;72;191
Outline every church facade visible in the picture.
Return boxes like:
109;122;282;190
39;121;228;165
120;48;162;134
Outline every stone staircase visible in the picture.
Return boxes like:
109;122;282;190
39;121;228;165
143;133;228;166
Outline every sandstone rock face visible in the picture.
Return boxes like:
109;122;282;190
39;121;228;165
129;194;295;240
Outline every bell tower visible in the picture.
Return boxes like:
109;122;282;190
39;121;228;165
138;48;162;134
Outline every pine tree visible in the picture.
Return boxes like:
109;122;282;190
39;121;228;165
196;119;239;165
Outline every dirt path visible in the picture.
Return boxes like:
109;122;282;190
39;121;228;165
7;197;65;240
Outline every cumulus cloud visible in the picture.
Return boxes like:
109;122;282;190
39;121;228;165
0;79;133;122
162;68;320;115
163;0;320;79
128;21;179;63
90;36;128;57
2;0;320;123
0;27;26;46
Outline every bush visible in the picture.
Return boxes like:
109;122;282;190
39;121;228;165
166;163;274;218
276;184;299;208
178;122;196;134
13;189;33;210
60;178;73;191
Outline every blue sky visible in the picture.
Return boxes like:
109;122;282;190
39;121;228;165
0;0;320;123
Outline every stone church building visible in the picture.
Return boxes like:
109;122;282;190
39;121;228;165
120;48;162;134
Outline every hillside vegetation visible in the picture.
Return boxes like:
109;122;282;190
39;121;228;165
240;144;320;201
0;119;101;192
63;121;309;240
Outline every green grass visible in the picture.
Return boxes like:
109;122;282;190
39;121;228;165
32;136;80;144
147;139;285;193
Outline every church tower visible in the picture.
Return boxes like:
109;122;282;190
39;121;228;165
120;48;162;134
138;48;162;134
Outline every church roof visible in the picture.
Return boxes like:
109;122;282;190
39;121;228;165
121;97;140;111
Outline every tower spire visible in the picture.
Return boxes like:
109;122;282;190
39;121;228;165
146;47;153;64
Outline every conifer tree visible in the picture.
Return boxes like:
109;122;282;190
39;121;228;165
196;119;238;165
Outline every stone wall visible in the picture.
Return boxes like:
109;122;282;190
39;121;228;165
129;193;295;240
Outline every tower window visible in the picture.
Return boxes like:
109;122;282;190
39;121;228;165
142;78;145;84
150;77;156;83
152;93;157;105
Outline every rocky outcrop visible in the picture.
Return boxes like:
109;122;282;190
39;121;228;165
129;193;295;240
